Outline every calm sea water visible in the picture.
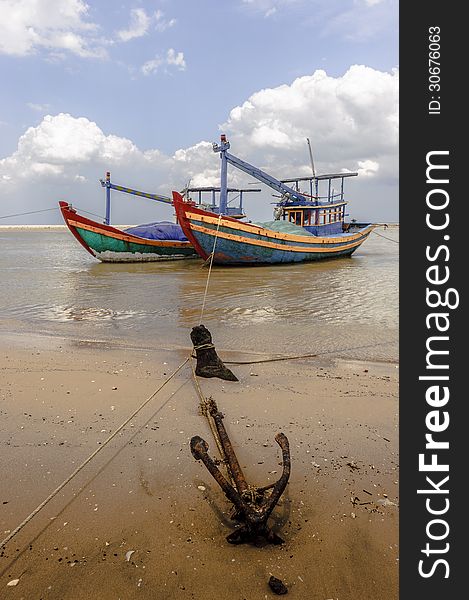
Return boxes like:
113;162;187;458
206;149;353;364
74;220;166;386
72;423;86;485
0;228;398;362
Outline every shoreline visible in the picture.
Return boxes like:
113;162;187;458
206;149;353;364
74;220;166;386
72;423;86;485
1;333;398;599
0;329;399;369
0;224;400;230
0;225;136;230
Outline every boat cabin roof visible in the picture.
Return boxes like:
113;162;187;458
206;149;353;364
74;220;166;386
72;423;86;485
277;171;357;208
283;200;347;210
185;187;261;193
281;172;358;184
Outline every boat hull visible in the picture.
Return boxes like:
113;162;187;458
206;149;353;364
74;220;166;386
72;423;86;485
172;192;374;265
59;202;197;262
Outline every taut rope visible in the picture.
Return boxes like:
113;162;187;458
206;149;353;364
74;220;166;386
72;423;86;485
199;214;222;323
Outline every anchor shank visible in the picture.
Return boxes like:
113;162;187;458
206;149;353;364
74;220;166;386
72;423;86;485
211;410;249;493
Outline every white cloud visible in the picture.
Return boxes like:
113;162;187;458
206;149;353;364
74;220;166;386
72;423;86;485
141;56;164;76
172;142;220;187
0;0;105;58
0;66;398;223
116;8;151;42
222;65;398;179
166;48;186;69
357;159;379;177
141;48;186;75
116;8;176;42
0;113;139;180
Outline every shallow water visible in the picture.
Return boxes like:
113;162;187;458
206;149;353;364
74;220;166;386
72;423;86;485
0;228;398;361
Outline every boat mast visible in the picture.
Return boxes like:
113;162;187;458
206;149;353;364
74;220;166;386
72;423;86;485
100;172;173;224
306;137;315;179
105;171;111;225
306;137;318;198
212;134;231;214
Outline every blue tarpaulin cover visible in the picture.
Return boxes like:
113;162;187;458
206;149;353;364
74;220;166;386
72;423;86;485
124;221;188;241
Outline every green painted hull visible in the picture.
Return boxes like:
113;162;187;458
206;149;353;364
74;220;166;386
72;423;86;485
77;227;196;260
59;201;197;263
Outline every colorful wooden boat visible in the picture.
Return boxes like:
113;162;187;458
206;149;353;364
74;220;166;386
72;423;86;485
59;201;197;262
60;172;260;263
171;135;374;265
172;193;373;264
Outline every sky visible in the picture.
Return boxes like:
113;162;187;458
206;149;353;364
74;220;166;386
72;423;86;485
0;0;398;225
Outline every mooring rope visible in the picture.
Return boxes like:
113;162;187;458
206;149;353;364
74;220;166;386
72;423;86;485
0;356;190;549
372;229;399;244
0;207;60;220
226;352;319;365
224;339;397;365
65;204;106;221
199;213;222;323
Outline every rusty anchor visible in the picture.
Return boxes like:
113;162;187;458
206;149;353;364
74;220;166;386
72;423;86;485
190;397;291;545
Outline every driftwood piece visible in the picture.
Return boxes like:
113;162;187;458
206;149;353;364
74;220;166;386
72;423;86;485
190;325;238;381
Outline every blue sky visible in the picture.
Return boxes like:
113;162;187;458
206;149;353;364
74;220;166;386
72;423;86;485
0;0;398;224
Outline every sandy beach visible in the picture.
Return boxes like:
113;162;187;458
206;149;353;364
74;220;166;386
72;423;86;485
1;333;398;599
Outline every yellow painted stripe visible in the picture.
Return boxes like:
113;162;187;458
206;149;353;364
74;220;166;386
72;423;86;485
187;211;372;244
191;223;369;254
69;220;190;248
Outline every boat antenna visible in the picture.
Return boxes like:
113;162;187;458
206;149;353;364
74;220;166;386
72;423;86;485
181;179;192;199
306;137;316;179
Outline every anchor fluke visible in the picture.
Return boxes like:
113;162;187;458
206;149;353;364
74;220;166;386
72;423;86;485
190;436;209;461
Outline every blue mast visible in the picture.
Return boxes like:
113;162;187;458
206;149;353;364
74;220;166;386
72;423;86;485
104;171;111;225
212;134;231;214
100;172;174;224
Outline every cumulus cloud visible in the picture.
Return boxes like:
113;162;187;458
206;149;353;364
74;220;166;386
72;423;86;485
0;65;398;223
0;114;142;189
357;159;379;177
222;65;398;181
0;1;179;63
0;0;105;58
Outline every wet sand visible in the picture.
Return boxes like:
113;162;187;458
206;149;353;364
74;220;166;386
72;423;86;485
1;334;398;599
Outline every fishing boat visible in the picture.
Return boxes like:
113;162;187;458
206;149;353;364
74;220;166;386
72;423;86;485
59;201;196;262
172;135;375;265
60;173;260;263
